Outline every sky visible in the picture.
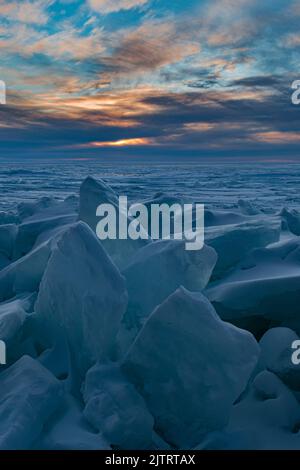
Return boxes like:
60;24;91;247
0;0;299;160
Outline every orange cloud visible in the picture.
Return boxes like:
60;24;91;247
89;138;152;147
16;87;164;128
253;131;300;144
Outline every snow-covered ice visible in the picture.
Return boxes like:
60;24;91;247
34;395;109;450
122;287;259;448
205;218;280;279
199;371;300;450
79;176;149;269
82;362;154;449
0;355;64;449
206;237;300;328
0;163;298;449
35;221;128;375
117;240;217;355
0;240;53;302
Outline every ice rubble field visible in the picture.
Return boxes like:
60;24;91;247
2;164;300;449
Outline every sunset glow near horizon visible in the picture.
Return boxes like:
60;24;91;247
0;0;299;160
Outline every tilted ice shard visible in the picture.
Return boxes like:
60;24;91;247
35;221;128;375
82;363;154;449
13;213;76;259
117;239;217;356
0;240;53;302
79;176;149;269
122;287;259;448
0;355;64;449
79;176;119;230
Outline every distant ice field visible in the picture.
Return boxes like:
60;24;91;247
1;161;300;213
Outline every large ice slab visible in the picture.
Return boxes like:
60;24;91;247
117;240;217;356
79;176;149;269
79;176;119;229
122;287;259;448
0;355;64;449
13;195;77;260
14;214;75;259
0;240;53;302
35;222;128;375
82;363;154;449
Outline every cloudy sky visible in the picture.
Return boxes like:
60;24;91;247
0;0;299;160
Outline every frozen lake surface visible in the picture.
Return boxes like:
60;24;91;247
1;161;300;212
1;161;300;450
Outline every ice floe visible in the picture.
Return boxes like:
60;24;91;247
35;222;128;375
79;176;149;269
82;363;154;449
0;356;64;449
117;239;217;355
122;287;259;448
